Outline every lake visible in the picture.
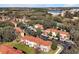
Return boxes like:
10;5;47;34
48;10;63;14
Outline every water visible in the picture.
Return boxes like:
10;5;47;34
48;10;63;14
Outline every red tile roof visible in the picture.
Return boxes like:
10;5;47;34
0;45;23;54
45;28;70;35
35;24;44;29
22;35;52;46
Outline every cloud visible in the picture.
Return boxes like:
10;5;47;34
0;4;65;7
1;4;79;7
0;4;49;7
64;4;79;7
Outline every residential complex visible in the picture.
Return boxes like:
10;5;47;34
0;7;78;54
21;35;52;52
43;28;70;41
0;45;23;54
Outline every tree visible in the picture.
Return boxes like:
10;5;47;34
32;8;47;12
25;28;37;37
36;29;42;37
51;41;57;50
52;21;57;28
17;22;27;29
0;21;15;28
0;27;17;42
64;11;73;19
43;20;52;29
74;11;79;17
48;32;52;36
56;32;60;41
53;16;63;23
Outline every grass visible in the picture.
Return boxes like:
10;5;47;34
1;41;36;54
0;41;59;54
12;43;36;54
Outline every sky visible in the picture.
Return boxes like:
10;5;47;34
0;4;79;7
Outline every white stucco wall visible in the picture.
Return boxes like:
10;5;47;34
40;45;50;52
60;34;69;41
21;39;50;52
25;40;37;47
34;25;38;28
52;32;57;36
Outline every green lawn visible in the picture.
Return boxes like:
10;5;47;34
1;41;36;54
12;43;36;54
0;41;58;54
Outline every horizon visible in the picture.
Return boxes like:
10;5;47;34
0;4;79;8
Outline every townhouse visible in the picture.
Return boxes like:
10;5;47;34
15;27;24;37
42;28;70;41
0;45;23;54
34;24;44;30
21;35;52;52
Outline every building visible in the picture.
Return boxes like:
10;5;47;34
0;15;10;21
40;32;49;40
43;28;70;41
34;24;44;30
15;27;24;37
21;35;52;52
0;45;23;54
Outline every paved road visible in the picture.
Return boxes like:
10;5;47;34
54;44;64;54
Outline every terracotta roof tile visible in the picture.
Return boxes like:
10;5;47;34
35;24;44;29
0;45;23;54
22;35;52;46
45;28;70;35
